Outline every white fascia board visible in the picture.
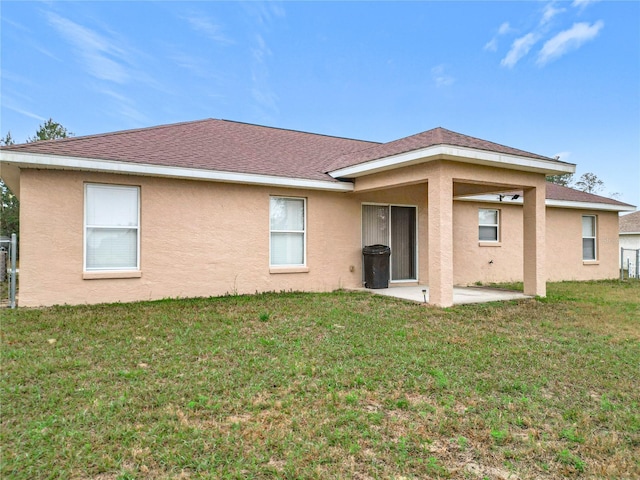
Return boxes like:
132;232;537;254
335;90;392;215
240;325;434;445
0;151;355;192
329;145;575;178
455;194;635;212
545;199;636;212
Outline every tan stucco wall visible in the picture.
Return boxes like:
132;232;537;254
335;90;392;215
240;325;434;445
17;167;621;307
18;169;429;307
546;208;620;281
452;202;621;284
453;201;524;285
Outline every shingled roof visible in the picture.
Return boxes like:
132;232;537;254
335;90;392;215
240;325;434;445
620;210;640;233
326;127;564;172
0;119;378;182
1;120;570;181
1;118;631;209
545;183;632;207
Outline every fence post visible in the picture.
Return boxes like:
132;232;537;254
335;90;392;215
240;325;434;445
9;233;16;309
621;247;624;280
636;249;640;279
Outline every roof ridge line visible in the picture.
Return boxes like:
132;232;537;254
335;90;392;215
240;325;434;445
218;119;380;145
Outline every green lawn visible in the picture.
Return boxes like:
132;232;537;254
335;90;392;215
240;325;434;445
1;280;639;479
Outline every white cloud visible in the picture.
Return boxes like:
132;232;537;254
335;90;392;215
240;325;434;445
541;3;566;25
168;51;223;80
94;87;148;126
498;22;512;35
250;33;278;114
484;22;512;52
4;103;46;122
182;14;233;44
46;12;130;83
431;65;455;87
484;38;498;52
243;1;286;29
501;33;539;68
572;0;600;10
242;2;286;120
537;21;604;66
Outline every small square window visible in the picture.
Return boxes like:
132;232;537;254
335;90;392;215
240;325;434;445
479;209;499;242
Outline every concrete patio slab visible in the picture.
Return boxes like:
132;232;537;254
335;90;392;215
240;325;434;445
358;285;532;305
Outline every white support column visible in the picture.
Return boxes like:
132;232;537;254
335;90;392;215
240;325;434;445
428;172;454;307
523;185;546;297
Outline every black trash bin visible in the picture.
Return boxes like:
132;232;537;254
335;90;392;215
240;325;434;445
363;244;391;289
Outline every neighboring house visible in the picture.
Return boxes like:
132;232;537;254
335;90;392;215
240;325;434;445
0;119;634;307
619;211;640;275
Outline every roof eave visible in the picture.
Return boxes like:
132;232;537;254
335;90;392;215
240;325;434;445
455;194;635;212
0;151;355;192
544;199;635;212
328;145;575;178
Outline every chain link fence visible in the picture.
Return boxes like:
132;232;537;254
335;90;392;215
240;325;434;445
620;247;640;280
0;234;17;308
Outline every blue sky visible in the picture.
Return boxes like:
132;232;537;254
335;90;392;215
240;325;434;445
1;0;639;206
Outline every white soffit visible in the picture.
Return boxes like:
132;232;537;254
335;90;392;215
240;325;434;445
455;194;635;212
329;145;576;178
0;151;355;192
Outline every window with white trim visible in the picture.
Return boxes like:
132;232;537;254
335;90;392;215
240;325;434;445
582;215;597;260
85;184;140;271
270;196;306;266
479;208;499;242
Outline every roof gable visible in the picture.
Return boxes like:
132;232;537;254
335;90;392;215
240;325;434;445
326;127;567;173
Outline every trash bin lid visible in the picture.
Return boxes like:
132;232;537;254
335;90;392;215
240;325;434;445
363;244;391;255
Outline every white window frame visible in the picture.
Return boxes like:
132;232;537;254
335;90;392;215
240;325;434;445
582;215;597;261
479;208;500;242
84;183;140;272
269;196;307;267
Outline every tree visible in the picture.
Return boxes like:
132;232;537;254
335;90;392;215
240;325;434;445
1;131;15;147
546;173;574;187
547;171;608;196
27;118;73;142
1;132;18;238
1;120;73;238
0;181;19;238
574;172;605;194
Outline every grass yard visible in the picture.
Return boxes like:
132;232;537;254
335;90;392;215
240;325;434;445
1;280;639;479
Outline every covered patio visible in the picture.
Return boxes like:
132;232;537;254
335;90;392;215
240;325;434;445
329;130;573;307
360;284;532;305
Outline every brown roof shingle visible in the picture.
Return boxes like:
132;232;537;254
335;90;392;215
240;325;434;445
620;210;640;233
326;127;566;172
2;118;631;209
1;119;378;182
545;183;632;207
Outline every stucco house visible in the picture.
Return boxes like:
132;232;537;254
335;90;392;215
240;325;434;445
0;119;634;307
620;211;640;275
